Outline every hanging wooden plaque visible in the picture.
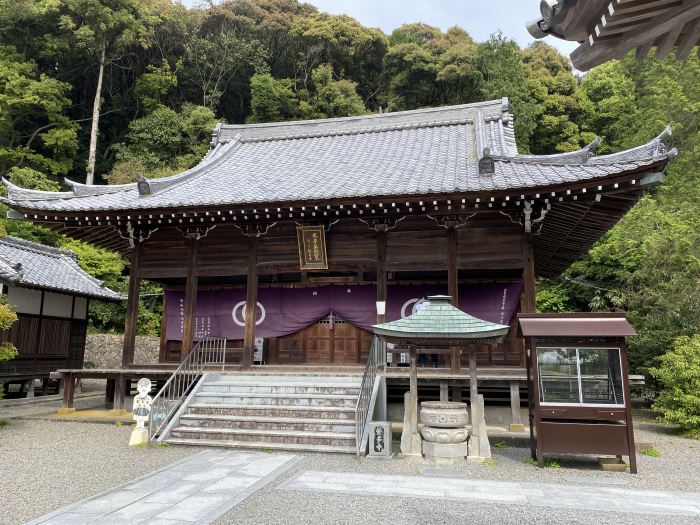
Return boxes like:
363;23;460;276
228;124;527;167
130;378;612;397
296;225;328;270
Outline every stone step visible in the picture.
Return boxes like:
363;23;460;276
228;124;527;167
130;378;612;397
165;437;356;454
187;403;356;420
170;426;356;447
207;374;362;385
194;392;357;407
200;383;361;395
179;413;356;433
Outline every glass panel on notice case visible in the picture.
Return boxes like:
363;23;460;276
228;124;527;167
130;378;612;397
579;348;624;405
537;348;579;404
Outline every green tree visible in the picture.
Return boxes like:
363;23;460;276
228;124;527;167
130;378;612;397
651;335;700;432
580;61;637;153
476;33;536;151
290;12;387;106
0;45;78;179
523;42;586;153
108;103;217;181
56;0;161;184
247;65;366;123
383;24;482;111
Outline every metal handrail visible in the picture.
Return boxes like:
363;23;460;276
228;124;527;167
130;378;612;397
355;336;381;457
148;336;227;443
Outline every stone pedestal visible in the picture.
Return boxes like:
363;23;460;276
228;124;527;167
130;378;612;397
419;401;469;462
129;427;148;446
422;441;468;464
467;394;491;461
400;392;421;456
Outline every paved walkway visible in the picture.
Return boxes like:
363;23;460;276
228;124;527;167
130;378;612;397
27;450;298;525
280;470;700;517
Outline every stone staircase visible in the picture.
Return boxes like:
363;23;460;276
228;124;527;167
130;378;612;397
165;373;362;453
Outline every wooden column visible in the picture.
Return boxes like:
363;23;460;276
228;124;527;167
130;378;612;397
376;228;387;324
620;340;638;474
181;236;199;360
61;373;76;410
447;226;458;305
469;343;479;438
521;234;536;313
243;236;259;367
447;226;460;372
121;242;141;368
409;345;418;435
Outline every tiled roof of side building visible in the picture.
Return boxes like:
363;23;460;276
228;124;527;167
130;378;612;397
0;99;675;214
0;236;123;301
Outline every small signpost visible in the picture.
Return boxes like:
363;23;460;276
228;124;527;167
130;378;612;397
296;225;328;270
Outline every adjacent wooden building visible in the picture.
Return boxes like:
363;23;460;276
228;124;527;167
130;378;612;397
0;236;122;395
1;99;674;418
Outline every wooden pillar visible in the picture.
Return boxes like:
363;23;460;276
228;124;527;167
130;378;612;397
181;236;199;360
620;340;638;474
121;241;141;368
243;236;259;367
509;380;525;432
105;378;115;410
522;234;536;313
113;376;128;412
469;343;479;438
447;226;458;306
409;345;418;434
447;226;460;373
376;228;387;324
61;373;76;410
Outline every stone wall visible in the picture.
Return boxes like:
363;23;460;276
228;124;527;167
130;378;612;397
84;334;160;368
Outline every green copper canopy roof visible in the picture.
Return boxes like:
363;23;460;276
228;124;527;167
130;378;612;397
372;295;510;343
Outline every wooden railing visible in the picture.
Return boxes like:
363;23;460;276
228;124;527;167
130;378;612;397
148;336;227;443
355;335;382;457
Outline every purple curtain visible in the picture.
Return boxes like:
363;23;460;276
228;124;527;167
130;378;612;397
165;282;523;341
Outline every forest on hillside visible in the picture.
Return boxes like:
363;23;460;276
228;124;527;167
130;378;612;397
0;0;698;387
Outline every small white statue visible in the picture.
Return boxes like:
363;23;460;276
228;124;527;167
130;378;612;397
129;378;153;446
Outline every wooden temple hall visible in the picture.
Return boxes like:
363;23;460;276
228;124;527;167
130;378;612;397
1;98;674;453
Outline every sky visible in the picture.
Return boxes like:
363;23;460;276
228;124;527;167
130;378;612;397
183;0;579;58
303;0;578;56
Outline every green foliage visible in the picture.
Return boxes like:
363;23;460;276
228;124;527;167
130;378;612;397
482;458;498;467
135;60;179;112
0;45;78;178
476;33;536;151
383;24;482;111
651;335;700;431
641;447;662;457
248;64;366;123
523;42;585;153
493;441;507;449
111;104;217;175
544;459;561;469
523;457;537;466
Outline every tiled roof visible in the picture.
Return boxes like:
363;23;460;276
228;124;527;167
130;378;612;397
1;99;675;214
373;295;510;341
0;236;123;301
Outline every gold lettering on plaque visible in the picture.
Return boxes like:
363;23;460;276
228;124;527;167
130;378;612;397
297;225;328;270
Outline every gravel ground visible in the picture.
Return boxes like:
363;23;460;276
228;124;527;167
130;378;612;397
0;419;196;525
216;417;700;525
0;407;697;525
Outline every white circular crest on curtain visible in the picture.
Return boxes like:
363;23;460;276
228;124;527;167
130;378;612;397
231;301;266;326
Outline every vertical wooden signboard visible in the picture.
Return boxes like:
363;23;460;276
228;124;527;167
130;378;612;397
297;225;328;270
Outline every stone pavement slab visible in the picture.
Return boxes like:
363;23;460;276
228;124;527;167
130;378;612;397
26;450;298;525
279;470;700;517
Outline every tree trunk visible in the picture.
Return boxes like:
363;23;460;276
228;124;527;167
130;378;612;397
86;39;106;185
